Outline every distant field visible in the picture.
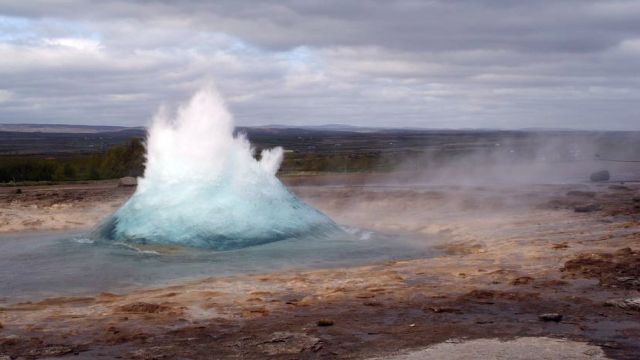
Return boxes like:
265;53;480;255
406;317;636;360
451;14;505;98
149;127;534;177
1;125;640;182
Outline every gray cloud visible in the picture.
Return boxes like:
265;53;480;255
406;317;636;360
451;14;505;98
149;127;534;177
0;0;639;129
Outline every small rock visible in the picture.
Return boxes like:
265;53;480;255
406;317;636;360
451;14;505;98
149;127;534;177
15;188;22;194
428;306;460;313
538;313;563;322
574;203;602;213
118;176;137;187
464;289;495;304
317;319;334;327
590;170;610;182
566;190;596;198
511;276;534;285
363;301;382;307
128;346;174;358
445;338;463;344
28;345;74;357
604;298;640;311
615;247;633;255
615;276;640;287
599;341;622;349
259;332;321;355
608;185;630;191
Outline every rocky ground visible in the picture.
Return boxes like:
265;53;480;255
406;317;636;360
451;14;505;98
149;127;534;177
0;177;639;359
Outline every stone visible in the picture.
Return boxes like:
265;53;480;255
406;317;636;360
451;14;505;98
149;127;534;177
258;332;321;355
566;190;595;198
615;247;633;255
616;276;640;287
604;298;640;311
363;301;382;307
428;306;460;313
317;319;334;326
118;176;137;187
589;170;610;182
511;276;534;285
552;243;569;250
27;345;74;357
574;204;601;213
538;313;563;322
609;185;630;191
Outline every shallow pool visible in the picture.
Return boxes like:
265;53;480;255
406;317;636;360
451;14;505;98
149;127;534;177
0;227;437;301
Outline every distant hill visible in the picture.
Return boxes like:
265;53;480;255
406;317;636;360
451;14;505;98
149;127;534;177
255;124;391;132
0;127;146;155
2;123;638;157
0;123;144;134
3;123;633;134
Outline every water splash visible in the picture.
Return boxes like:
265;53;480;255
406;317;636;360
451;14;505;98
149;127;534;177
97;86;339;250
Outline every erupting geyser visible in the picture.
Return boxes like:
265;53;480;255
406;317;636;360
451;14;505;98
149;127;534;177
98;86;339;250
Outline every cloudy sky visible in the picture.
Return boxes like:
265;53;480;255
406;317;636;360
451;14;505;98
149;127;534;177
1;0;639;129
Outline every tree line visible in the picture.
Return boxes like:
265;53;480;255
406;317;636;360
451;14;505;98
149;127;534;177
0;137;401;183
0;138;145;183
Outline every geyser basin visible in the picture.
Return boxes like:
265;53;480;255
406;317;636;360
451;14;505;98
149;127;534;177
97;86;339;250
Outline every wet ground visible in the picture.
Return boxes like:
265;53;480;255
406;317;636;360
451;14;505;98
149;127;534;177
0;177;639;359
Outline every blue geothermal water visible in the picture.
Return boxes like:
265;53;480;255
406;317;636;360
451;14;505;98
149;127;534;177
0;229;436;301
96;86;339;250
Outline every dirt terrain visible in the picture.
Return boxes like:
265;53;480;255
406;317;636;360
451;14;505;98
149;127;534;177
0;177;639;359
0;181;133;233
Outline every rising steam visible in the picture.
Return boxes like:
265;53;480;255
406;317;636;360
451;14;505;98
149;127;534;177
97;86;338;250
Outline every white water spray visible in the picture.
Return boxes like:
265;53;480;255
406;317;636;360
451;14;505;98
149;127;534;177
98;86;338;250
